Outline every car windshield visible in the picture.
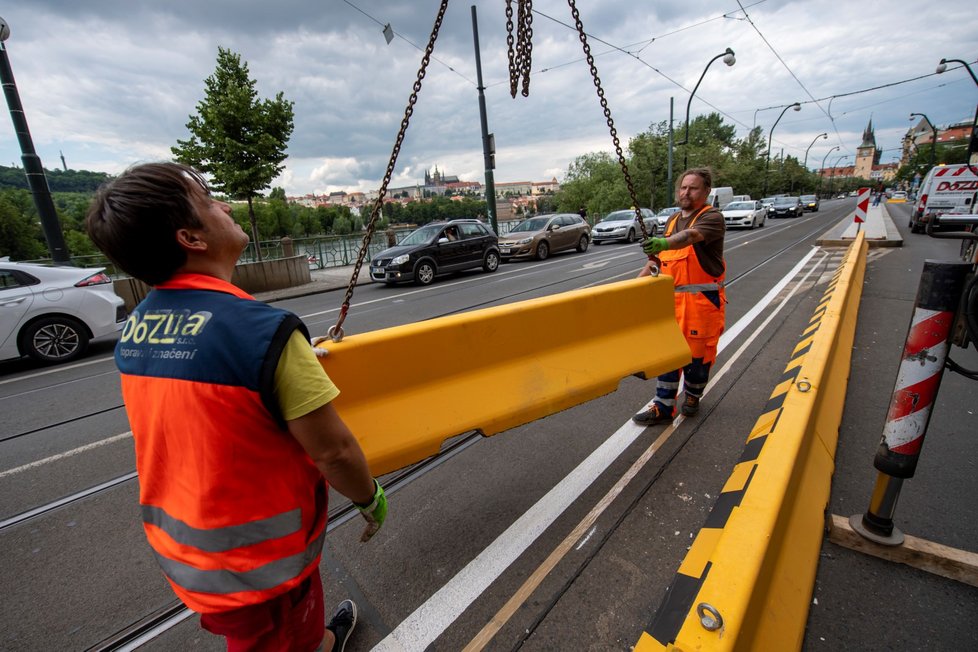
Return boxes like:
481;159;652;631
762;197;776;203
399;224;444;245
773;198;797;206
801;196;816;202
601;210;637;222
511;217;551;233
656;207;679;216
724;202;753;211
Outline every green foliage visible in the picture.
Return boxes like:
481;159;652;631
172;47;295;254
0;191;45;259
0;165;111;192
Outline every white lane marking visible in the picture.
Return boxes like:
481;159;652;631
0;431;132;479
375;248;822;650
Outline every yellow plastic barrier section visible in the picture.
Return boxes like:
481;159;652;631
636;233;867;651
316;276;691;476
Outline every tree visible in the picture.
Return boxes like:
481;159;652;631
172;47;295;260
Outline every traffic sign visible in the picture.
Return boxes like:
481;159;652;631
854;187;869;223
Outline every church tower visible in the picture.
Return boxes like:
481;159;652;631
853;118;880;181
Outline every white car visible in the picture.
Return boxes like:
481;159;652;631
655;207;680;230
722;200;767;229
592;208;658;244
0;261;127;364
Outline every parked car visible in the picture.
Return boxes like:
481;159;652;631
887;191;908;203
761;196;777;210
592;208;658;244
498;213;590;261
369;219;500;286
770;196;804;218
800;195;820;212
655;207;680;229
0;261;127;364
721;200;767;229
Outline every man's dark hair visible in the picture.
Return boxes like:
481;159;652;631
86;162;209;286
677;167;714;191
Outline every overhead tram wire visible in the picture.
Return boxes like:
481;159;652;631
341;0;477;87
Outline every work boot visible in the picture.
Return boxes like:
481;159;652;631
632;403;673;426
326;599;357;652
681;394;700;417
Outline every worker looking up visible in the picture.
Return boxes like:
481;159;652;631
86;162;386;652
633;167;726;425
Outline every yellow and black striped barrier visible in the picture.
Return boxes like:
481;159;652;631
636;233;867;651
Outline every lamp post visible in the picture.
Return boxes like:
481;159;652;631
829;154;850;196
470;6;498;233
0;17;70;263
763;102;801;195
818;145;839;196
677;47;735;170
803;132;828;193
909;112;937;169
936;57;978;86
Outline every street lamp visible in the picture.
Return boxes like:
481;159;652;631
678;47;736;170
817;145;839;196
936;58;978;86
763;102;801;194
828;154;850;196
0;16;70;263
803;133;828;171
909;112;937;168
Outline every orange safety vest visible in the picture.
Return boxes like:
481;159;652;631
660;206;726;341
116;274;327;613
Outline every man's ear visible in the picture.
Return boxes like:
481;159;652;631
175;227;208;253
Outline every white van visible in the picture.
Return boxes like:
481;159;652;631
910;164;978;233
707;186;734;210
730;194;751;203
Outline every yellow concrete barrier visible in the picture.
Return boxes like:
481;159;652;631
636;233;867;651
315;276;691;476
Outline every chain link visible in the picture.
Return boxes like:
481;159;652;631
566;0;647;239
506;0;533;98
328;0;450;342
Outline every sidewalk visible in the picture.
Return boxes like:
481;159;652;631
815;201;903;247
251;263;371;303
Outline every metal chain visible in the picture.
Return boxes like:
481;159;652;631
328;0;450;342
506;0;532;98
566;0;647;240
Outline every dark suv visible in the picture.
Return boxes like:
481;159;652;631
370;219;500;285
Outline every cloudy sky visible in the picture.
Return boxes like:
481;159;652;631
0;1;975;197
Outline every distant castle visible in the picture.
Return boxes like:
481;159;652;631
423;166;460;186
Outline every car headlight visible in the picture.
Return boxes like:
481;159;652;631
392;254;410;265
517;237;533;245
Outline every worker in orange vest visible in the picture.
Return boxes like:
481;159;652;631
633;167;726;425
86;162;386;651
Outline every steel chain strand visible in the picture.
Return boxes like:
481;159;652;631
566;0;647;241
505;0;518;97
520;0;533;97
328;0;450;342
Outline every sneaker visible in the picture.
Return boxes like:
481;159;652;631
632;403;673;426
325;599;357;652
681;394;700;417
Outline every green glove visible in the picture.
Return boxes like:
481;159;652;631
643;237;669;256
354;479;388;542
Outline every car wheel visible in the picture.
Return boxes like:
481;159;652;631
413;259;436;285
576;235;589;253
483;250;500;272
21;316;90;364
748;217;756;230
536;241;550;261
626;229;636;243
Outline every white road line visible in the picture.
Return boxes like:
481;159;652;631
374;247;822;650
0;431;131;479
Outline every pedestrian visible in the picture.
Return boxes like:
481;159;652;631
86;162;387;652
633;167;726;425
578;206;587;222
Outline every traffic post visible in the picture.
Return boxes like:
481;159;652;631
850;260;971;545
853;187;869;234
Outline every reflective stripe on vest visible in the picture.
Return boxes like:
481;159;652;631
142;505;302;552
151;525;327;595
675;281;724;293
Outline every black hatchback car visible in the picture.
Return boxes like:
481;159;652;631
770;196;804;218
370;219;501;285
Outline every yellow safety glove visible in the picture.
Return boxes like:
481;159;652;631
354;479;388;542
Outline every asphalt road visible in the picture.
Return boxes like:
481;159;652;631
2;198;972;650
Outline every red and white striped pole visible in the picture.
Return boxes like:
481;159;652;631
851;260;970;545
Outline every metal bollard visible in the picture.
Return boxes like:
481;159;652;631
850;260;971;545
